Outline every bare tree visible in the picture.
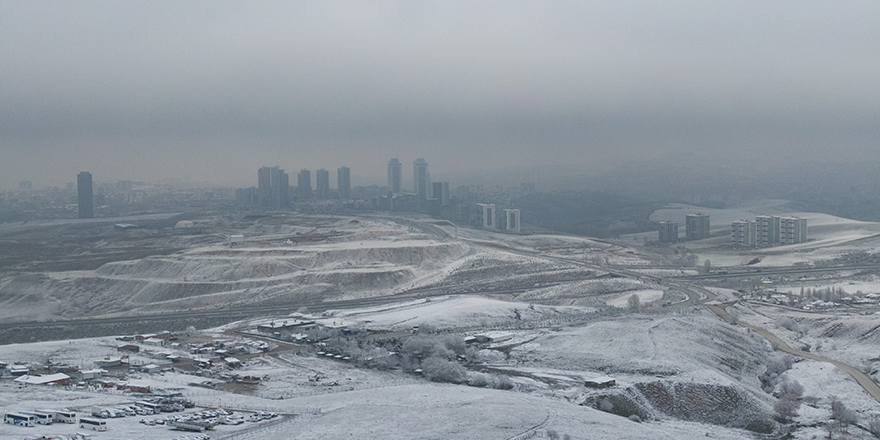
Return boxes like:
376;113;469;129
830;396;858;433
774;395;800;422
627;294;640;311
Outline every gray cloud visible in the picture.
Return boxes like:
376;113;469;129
1;1;879;188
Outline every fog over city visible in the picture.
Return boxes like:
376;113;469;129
2;1;879;190
7;4;880;439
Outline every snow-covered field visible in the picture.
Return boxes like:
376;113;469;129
606;289;663;307
4;212;880;438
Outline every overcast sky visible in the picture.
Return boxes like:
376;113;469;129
2;1;878;189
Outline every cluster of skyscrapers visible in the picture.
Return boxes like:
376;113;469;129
240;165;352;208
234;158;521;232
732;215;807;247
658;213;710;243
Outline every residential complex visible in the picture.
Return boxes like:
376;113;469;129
731;220;757;247
735;215;807;247
685;213;710;240
658;221;678;243
257;166;290;208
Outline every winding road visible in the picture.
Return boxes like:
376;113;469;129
707;302;880;404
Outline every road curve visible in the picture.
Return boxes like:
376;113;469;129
707;303;880;404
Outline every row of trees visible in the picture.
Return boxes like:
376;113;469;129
315;329;514;389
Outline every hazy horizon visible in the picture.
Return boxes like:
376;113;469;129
2;1;879;190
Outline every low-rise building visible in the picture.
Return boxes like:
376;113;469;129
14;373;71;386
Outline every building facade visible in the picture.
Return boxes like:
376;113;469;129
731;220;757;247
432;182;449;206
257;166;289;208
505;209;521;232
413;158;429;208
316;169;330;199
685;213;710;240
756;215;781;246
298;169;312;200
337;166;351;199
780;217;807;245
387;159;402;194
77;171;94;218
477;203;496;229
658;221;678;243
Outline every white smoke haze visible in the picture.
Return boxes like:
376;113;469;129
1;1;878;188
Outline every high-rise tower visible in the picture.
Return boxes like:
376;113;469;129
316;169;330;199
685;213;710;240
77;171;94;218
298;169;312;200
413;158;428;208
337;166;351;199
257;166;289;208
387;158;402;194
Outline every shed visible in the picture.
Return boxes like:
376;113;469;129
473;333;514;343
14;373;71;386
141;364;161;373
118;344;140;353
80;369;108;380
584;376;616;389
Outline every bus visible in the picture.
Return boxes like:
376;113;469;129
22;411;52;425
4;413;36;427
52;410;77;424
79;417;107;431
135;401;161;414
35;410;58;424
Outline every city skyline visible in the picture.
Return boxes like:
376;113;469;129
2;2;878;190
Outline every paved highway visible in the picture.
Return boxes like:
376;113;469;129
675;264;880;280
708;302;880;404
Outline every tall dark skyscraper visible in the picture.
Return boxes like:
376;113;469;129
387;158;401;194
258;166;272;206
257;166;289;208
337;166;351;199
77;171;94;218
413;158;428;208
298;169;312;200
316;169;330;199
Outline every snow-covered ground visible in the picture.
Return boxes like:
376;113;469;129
4;212;880;438
314;295;584;332
606;289;663;307
620;200;880;268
